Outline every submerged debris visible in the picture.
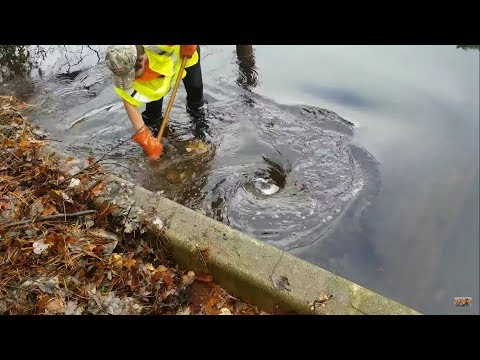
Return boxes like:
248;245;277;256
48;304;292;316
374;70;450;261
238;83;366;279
254;178;280;196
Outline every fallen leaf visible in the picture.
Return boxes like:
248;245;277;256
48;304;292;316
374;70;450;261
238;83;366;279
177;307;191;315
219;308;232;315
89;228;119;242
0;199;10;211
109;253;123;269
205;296;221;315
102;240;119;258
151;271;163;282
85;219;95;229
68;178;80;188
33;239;50;255
124;258;137;269
195;274;213;283
41;203;57;217
30;198;44;217
153;218;163;230
146;263;155;272
103;293;127;315
162;288;176;300
18;134;31;149
0;300;7;314
131;303;143;314
1;138;14;148
45;233;64;246
313;292;333;308
318;293;330;303
186;141;208;154
90;181;106;199
36;276;59;294
271;275;292;291
45;297;65;314
162;272;174;287
182;271;196;285
49;190;73;204
65;301;83;315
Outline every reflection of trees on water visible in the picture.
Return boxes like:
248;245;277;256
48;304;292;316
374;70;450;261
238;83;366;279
457;45;480;51
0;45;104;83
53;45;102;76
236;45;259;90
0;46;46;82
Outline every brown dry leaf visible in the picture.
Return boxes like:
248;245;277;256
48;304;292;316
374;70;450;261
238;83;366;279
96;201;118;217
200;248;210;263
151;271;163;282
314;292;333;308
1;138;14;148
89;228;119;242
28;139;48;147
90;181;106;199
36;294;51;313
0;199;10;211
45;297;65;314
155;265;168;272
124;258;137;269
65;236;77;244
45;233;64;245
205;296;221;315
41;203;57;217
18;134;31;149
318;293;330;303
151;268;174;286
162;272;174;287
49;190;73;204
34;185;50;197
128;276;139;290
30;198;44;217
195;274;213;283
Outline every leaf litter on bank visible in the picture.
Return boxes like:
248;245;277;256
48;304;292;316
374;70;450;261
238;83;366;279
0;95;270;315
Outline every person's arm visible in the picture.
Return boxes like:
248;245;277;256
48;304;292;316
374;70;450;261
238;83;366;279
123;99;163;159
123;99;145;133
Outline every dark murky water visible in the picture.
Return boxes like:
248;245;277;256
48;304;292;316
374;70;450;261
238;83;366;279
2;45;478;314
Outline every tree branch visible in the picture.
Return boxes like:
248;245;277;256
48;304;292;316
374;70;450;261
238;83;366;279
0;210;97;229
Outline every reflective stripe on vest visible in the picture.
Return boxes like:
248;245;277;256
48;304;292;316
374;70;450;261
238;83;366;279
115;74;175;106
114;45;199;106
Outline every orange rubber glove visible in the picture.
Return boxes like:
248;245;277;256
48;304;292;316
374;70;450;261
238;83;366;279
180;45;197;59
132;126;163;159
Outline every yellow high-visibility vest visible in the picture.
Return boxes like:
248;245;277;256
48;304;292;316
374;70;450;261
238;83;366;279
115;45;199;106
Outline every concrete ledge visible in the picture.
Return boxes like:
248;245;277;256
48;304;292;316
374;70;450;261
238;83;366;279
40;145;421;315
